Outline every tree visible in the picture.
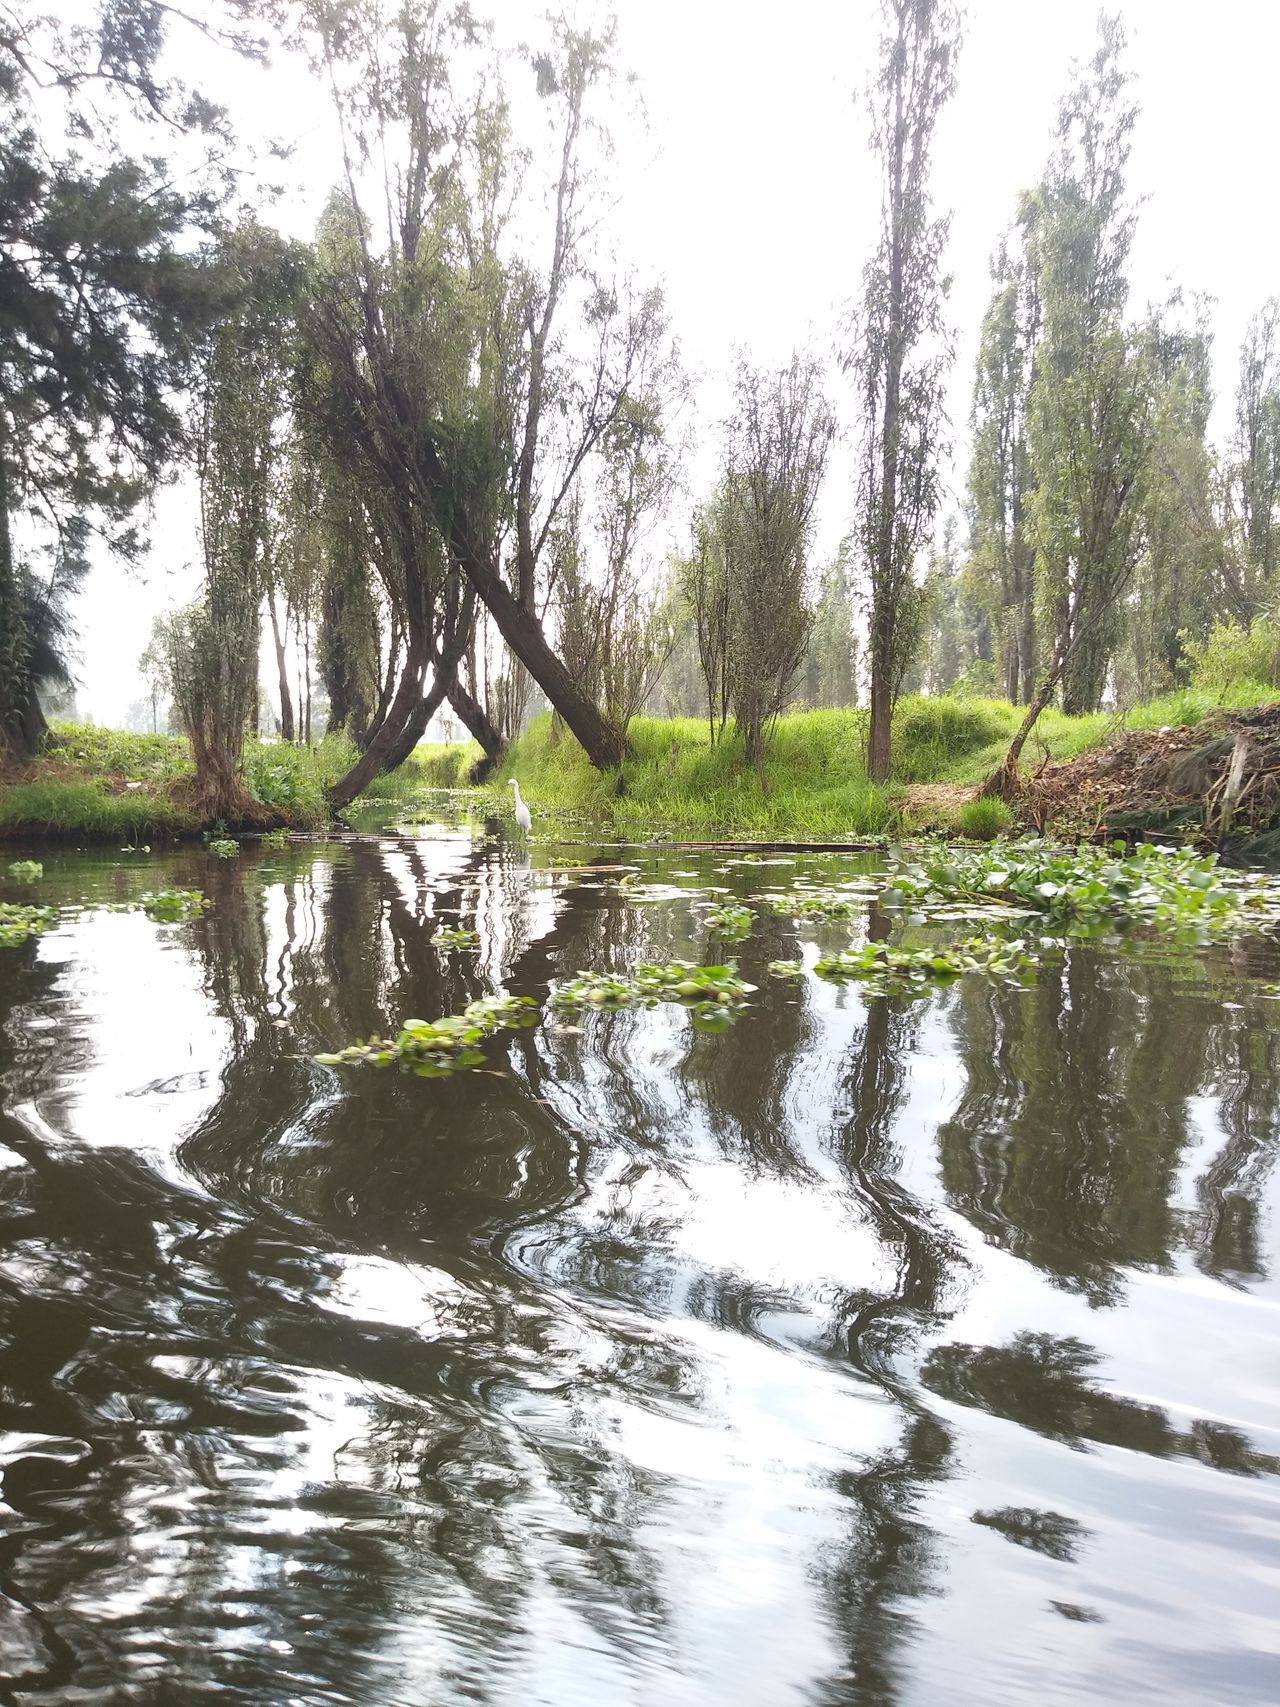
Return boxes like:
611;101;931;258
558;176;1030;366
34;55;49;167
799;541;859;709
164;226;298;820
1216;300;1280;621
850;0;961;783
0;1;251;759
968;235;1038;703
296;3;672;786
689;356;835;784
985;16;1153;793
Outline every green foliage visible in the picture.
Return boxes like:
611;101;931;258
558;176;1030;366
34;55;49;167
206;837;240;859
45;722;191;782
758;887;875;920
954;798;1015;840
316;994;539;1078
815;936;1040;997
432;925;480;949
767;959;805;978
259;829;291;851
882;839;1254;939
0;902;55;946
1182;615;1280;691
242;741;329;825
6;860;42;881
702;902;753;940
0;779;192;838
550;961;756;1031
139;888;210;921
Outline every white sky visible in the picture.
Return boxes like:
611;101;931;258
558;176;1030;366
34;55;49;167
74;0;1280;724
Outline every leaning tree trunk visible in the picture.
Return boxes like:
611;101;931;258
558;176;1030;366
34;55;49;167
380;584;478;775
447;679;505;782
325;638;428;810
450;526;625;771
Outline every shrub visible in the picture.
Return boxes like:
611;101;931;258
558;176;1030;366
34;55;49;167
954;797;1015;840
242;741;329;826
891;696;1015;781
1182;614;1280;692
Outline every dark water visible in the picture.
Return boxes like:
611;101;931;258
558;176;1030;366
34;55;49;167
1;827;1278;1706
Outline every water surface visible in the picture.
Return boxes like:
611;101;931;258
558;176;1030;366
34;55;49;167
1;828;1278;1705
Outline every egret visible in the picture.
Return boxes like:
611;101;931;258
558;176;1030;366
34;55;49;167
508;778;532;835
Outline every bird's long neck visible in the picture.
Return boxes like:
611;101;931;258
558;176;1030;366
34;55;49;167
512;783;523;805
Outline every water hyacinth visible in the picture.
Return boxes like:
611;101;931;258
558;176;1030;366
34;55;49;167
880;839;1265;940
7;861;43;882
550;961;756;1032
139;888;210;922
701;902;754;941
815;937;1041;998
316;993;538;1077
0;903;55;947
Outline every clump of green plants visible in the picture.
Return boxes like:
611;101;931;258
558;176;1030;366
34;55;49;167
6;861;43;882
815;936;1040;998
767;959;805;979
0;903;55;947
881;839;1251;940
259;828;291;851
702;901;754;941
758;886;875;920
550;960;756;1032
138;889;210;922
316;993;539;1078
432;925;480;949
953;797;1015;841
206;837;240;859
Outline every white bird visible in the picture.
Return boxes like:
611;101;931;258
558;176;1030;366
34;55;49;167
508;778;532;835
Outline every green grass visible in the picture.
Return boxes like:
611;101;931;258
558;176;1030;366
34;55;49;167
0;779;194;839
953;797;1015;840
484;682;1280;840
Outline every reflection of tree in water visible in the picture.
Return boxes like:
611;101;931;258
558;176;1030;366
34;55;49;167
922;1329;1278;1476
816;985;960;1707
937;955;1209;1304
938;950;1280;1301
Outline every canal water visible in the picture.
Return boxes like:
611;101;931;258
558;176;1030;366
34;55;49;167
0;827;1277;1705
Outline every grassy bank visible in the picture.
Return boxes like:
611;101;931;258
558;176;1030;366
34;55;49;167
483;685;1280;840
0;721;484;841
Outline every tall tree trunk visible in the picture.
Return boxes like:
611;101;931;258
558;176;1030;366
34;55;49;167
325;641;427;810
867;663;893;784
447;677;505;782
303;616;312;745
268;590;294;741
380;584;477;774
450;526;624;770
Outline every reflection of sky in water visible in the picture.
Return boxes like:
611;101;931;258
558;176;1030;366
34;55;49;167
0;838;1278;1704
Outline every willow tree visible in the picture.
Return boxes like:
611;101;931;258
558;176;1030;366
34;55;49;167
690;356;835;785
984;17;1153;793
297;3;671;787
851;0;961;783
1217;300;1280;621
968;235;1038;704
165;227;298;821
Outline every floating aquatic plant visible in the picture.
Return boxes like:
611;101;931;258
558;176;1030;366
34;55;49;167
767;959;805;979
550;960;756;1032
206;837;240;859
701;901;754;941
259;829;290;850
815;937;1040;998
316;993;538;1077
758;887;875;921
139;888;210;922
432;925;480;949
880;839;1260;940
7;861;43;882
0;903;55;947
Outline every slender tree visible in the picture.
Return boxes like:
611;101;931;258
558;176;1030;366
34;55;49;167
691;356;835;785
850;0;961;782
